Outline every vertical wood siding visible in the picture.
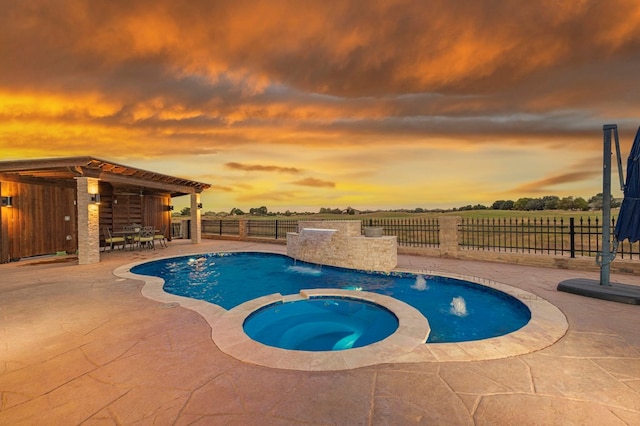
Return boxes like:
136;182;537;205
0;181;77;261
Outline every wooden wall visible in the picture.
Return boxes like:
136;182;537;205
1;179;173;262
0;180;77;262
98;183;172;238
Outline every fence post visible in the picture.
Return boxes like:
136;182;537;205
239;219;247;239
275;220;279;239
569;217;575;258
438;216;461;257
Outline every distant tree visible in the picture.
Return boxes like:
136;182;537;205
525;199;544;210
588;193;603;209
230;207;245;215
542;195;560;210
180;207;191;216
574;197;589;211
588;193;619;210
558;196;575;210
492;200;506;210
502;200;515;210
249;206;268;215
514;198;531;210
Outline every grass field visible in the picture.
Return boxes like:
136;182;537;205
199;209;616;221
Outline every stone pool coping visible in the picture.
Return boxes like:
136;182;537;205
114;250;568;371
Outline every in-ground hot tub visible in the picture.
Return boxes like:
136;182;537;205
243;296;399;351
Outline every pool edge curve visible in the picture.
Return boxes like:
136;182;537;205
114;250;569;371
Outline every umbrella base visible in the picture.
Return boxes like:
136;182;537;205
558;278;640;305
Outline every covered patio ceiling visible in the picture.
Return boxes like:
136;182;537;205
0;156;210;197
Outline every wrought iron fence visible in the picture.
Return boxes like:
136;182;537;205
458;217;640;259
361;218;440;247
194;216;639;260
246;219;298;239
202;219;240;236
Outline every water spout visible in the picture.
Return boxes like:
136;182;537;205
450;296;468;317
411;275;428;291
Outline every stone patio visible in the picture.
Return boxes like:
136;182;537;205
1;239;639;425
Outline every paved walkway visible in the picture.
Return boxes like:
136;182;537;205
1;240;639;425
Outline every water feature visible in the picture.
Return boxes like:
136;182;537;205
287;220;398;272
293;227;336;265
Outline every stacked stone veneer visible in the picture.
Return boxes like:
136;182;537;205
287;220;397;272
77;177;100;265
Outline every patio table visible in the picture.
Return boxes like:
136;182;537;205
113;229;140;251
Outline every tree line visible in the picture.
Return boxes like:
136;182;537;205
174;193;620;217
489;193;619;212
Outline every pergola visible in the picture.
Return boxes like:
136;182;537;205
0;156;210;264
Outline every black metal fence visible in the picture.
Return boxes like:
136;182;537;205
202;219;241;236
458;217;640;259
187;217;639;260
361;218;440;248
246;219;298;239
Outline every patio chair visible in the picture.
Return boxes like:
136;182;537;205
153;225;168;248
136;226;156;250
102;227;126;252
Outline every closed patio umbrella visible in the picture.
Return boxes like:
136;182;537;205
558;124;640;304
615;127;640;243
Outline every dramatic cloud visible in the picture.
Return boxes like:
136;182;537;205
1;0;638;210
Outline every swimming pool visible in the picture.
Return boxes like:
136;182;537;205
131;252;531;343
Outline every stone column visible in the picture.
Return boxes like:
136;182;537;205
438;216;461;258
190;193;202;244
239;219;247;239
76;177;100;264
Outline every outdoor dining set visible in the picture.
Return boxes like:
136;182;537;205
102;224;168;252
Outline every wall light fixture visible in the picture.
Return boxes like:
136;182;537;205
1;196;13;207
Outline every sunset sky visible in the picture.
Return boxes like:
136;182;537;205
2;0;640;212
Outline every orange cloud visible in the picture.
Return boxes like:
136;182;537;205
225;162;301;174
510;171;601;194
290;178;336;188
209;185;234;192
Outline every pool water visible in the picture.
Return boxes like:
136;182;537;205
243;297;399;351
131;252;531;343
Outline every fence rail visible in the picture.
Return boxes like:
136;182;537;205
202;219;240;236
362;218;439;248
458;217;640;259
246;219;298;239
188;217;640;260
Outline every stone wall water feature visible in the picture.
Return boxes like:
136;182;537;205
287;220;397;272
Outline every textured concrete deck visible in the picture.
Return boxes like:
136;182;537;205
1;239;639;425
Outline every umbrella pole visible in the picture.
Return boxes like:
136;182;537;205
600;124;618;286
